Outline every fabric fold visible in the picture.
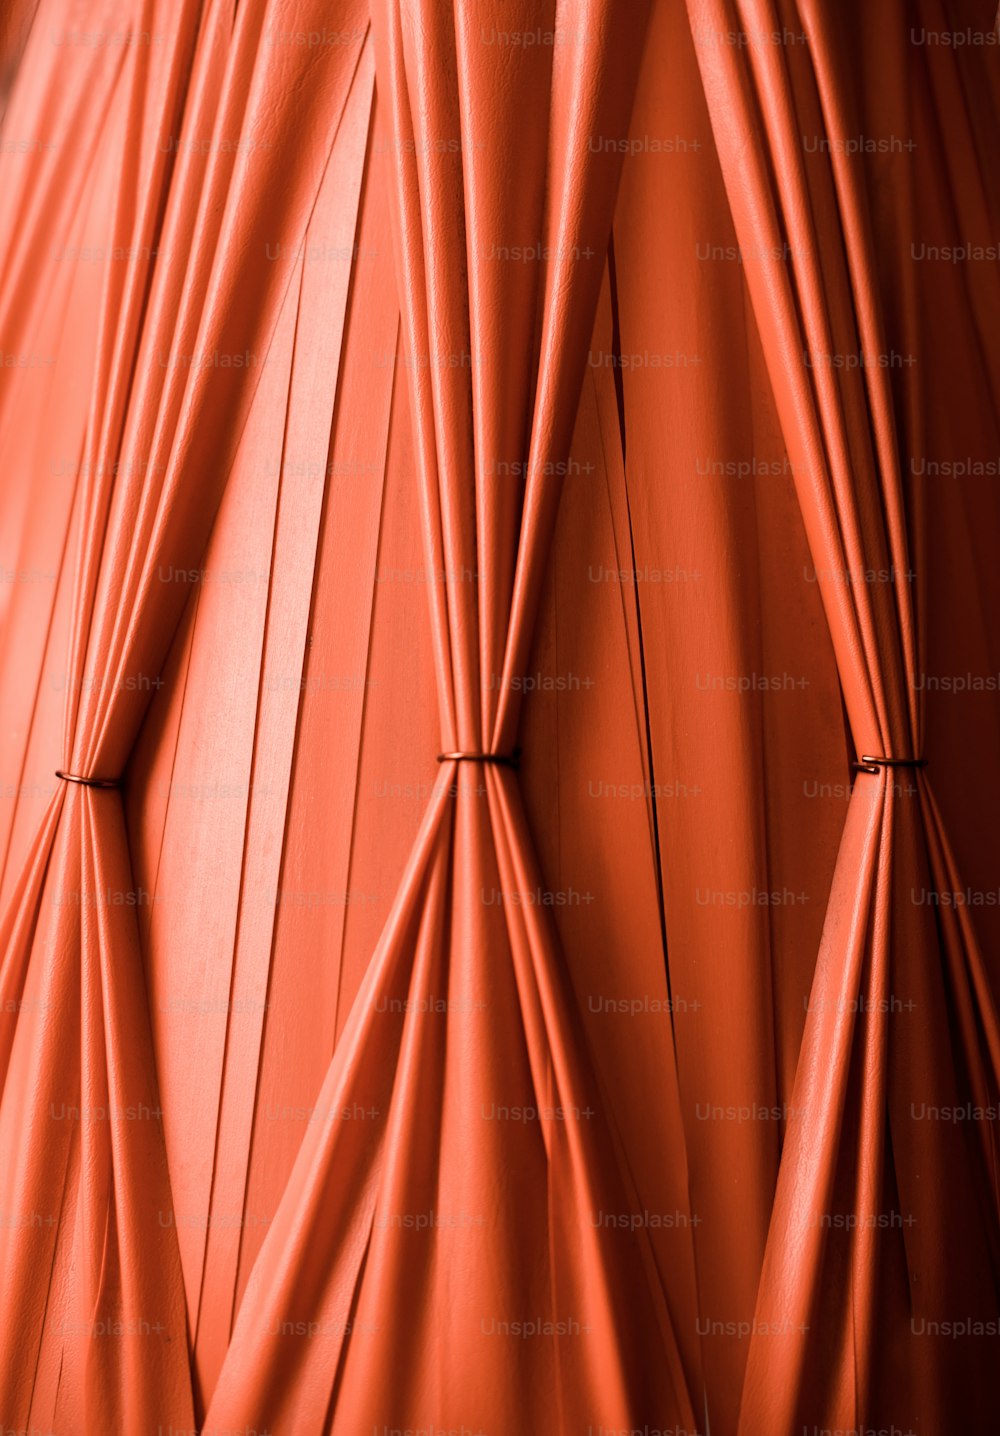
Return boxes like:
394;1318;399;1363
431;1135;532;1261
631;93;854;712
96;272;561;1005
205;1;700;1428
687;1;1000;1429
0;1;370;1426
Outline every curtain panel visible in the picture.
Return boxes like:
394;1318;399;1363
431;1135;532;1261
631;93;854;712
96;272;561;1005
689;1;1000;1428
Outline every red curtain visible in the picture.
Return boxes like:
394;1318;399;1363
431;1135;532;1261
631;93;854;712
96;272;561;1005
1;1;998;1432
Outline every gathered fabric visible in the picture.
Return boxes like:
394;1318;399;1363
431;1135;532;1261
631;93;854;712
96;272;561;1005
0;1;998;1431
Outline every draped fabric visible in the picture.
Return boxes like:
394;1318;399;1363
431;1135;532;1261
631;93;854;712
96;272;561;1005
689;2;1000;1428
0;0;370;1426
205;3;699;1428
1;0;998;1432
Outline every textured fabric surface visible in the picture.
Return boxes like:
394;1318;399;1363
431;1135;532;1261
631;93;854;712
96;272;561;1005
0;1;998;1431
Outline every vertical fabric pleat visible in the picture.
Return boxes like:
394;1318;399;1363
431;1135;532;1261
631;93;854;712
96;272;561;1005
202;1;700;1429
688;0;1000;1429
0;0;371;1427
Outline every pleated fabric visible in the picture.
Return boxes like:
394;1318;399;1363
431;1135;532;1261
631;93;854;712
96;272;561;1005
0;0;370;1427
689;0;1000;1429
0;1;998;1433
204;2;700;1429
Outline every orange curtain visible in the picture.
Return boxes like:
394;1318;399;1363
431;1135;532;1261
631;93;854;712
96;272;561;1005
0;0;368;1427
688;1;1000;1428
205;2;699;1428
1;1;998;1433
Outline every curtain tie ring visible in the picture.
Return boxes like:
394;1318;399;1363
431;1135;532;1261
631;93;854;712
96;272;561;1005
436;751;520;770
55;771;120;789
851;755;927;776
